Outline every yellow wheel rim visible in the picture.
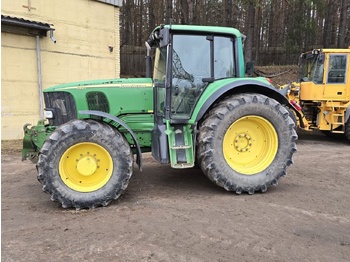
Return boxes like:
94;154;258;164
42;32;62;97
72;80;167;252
59;142;113;192
223;116;278;175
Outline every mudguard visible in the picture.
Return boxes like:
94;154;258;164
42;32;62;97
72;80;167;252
79;110;143;171
192;78;290;123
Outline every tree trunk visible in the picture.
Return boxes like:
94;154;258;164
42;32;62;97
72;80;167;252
222;0;229;26
338;0;349;47
245;2;255;63
187;0;194;24
267;0;275;49
166;0;173;24
323;0;334;47
180;0;188;24
148;0;156;33
254;4;262;64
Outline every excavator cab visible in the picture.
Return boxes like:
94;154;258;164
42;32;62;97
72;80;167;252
287;48;350;138
298;49;349;101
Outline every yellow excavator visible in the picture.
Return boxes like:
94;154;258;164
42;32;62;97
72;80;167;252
282;47;350;140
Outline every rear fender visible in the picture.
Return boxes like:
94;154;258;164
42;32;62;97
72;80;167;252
193;79;290;123
79;110;143;171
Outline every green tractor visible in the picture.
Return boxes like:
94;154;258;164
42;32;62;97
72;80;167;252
23;25;297;209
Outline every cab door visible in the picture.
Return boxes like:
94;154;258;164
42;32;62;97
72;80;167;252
151;46;170;164
324;53;348;100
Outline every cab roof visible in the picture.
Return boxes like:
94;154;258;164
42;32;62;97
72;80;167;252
304;47;350;54
160;24;243;38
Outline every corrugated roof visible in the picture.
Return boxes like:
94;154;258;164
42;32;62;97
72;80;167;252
1;15;53;36
95;0;123;7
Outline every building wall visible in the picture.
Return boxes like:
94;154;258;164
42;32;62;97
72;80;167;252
1;0;121;140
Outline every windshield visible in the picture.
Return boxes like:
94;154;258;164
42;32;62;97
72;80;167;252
298;52;325;83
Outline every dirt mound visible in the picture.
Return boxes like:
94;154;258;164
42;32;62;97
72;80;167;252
255;65;298;86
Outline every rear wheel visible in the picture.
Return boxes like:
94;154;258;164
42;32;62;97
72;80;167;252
284;105;297;127
198;93;297;194
345;116;350;141
37;119;133;209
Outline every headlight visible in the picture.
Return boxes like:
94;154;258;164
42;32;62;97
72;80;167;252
44;108;54;119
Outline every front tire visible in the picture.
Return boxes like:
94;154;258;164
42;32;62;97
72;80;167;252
198;93;297;194
37;119;133;209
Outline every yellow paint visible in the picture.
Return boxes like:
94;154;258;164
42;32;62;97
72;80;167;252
293;48;350;132
223;116;278;175
76;156;98;177
59;142;114;192
1;0;121;140
299;82;325;101
300;50;349;101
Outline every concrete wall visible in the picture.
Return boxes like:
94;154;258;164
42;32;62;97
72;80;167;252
1;0;121;140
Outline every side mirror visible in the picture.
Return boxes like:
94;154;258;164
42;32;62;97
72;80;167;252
159;28;170;48
246;61;255;77
318;54;325;63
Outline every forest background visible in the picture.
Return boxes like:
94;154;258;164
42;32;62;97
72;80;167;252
119;0;350;77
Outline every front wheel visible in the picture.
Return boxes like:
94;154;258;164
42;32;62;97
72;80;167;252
197;93;297;194
37;120;133;209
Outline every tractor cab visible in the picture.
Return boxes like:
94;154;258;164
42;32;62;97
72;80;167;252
150;25;240;120
147;25;244;167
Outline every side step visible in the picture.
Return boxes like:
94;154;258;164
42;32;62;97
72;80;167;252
332;113;344;125
331;113;345;133
165;122;195;169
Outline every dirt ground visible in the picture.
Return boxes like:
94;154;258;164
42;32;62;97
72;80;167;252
1;131;350;262
254;65;299;87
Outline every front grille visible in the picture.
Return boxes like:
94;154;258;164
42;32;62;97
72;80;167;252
44;92;77;126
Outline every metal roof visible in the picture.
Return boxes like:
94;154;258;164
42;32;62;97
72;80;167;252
1;15;53;36
95;0;123;6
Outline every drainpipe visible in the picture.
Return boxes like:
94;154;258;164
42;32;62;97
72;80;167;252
35;35;44;119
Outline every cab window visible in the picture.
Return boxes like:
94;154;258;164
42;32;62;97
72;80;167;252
327;54;347;83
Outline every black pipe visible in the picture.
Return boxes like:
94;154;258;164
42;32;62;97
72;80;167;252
145;56;152;78
145;42;152;78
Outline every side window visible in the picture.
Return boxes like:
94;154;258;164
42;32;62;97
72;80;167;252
327;54;347;83
214;37;235;79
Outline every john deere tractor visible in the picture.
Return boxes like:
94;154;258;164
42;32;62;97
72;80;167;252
282;48;350;140
23;25;297;209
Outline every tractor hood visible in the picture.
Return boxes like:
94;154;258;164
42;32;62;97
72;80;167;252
45;78;153;91
43;78;154;121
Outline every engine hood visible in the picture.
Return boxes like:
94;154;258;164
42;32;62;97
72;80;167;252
45;78;153;92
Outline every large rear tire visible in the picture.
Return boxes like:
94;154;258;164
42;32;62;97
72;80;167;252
345;116;350;141
198;93;297;194
37;119;133;209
